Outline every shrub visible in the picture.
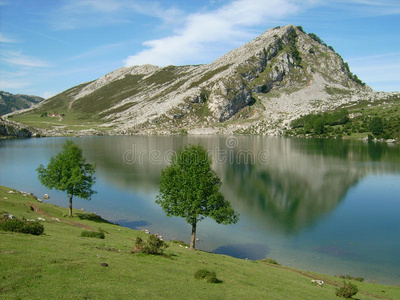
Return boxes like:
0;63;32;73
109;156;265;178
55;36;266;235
260;258;280;265
336;275;364;282
335;281;358;298
0;215;44;235
313;119;325;134
80;229;105;239
369;117;383;137
308;33;327;47
131;234;168;255
131;237;144;253
194;269;221;283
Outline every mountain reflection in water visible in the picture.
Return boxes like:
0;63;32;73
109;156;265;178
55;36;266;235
77;136;400;236
1;136;399;284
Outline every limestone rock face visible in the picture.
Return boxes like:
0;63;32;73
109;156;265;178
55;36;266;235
0;117;41;138
17;25;386;135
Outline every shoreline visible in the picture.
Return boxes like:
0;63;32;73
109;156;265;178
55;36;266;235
3;185;399;286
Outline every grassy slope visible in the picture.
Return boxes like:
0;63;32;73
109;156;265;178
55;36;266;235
287;94;400;140
1;186;399;300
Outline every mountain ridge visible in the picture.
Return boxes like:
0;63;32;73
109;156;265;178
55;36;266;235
10;25;398;136
0;91;44;116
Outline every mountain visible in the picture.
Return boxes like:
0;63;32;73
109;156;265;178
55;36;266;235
11;25;396;136
0;91;44;116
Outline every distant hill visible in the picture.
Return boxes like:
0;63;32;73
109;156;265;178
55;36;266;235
0;91;44;116
10;25;399;136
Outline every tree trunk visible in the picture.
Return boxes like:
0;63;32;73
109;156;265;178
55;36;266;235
69;194;73;217
190;221;197;250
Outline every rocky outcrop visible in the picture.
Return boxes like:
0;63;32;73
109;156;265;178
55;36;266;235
10;25;393;136
0;117;41;138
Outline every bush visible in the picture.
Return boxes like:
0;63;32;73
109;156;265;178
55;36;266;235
336;275;364;282
313;119;325;134
131;234;168;255
260;258;280;265
369;117;383;137
131;237;144;253
81;229;105;239
335;281;358;298
0;215;44;235
194;269;221;283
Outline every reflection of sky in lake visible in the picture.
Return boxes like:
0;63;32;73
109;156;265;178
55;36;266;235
0;136;399;285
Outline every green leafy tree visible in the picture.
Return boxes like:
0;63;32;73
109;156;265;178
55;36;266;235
37;140;96;217
313;118;325;134
369;117;383;137
156;144;239;249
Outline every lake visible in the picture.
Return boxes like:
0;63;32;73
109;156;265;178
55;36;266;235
1;136;399;285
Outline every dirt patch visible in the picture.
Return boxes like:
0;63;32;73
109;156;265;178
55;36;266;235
28;202;96;230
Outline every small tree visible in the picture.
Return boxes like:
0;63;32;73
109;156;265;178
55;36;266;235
335;281;358;298
156;144;239;249
37;140;96;217
313;118;325;135
369;117;383;137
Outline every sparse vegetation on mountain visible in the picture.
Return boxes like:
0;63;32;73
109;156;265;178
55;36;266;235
288;94;400;141
6;25;396;138
0;91;44;116
369;117;384;137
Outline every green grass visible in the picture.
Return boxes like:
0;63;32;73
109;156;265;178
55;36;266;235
1;186;399;299
288;94;400;141
11;113;112;132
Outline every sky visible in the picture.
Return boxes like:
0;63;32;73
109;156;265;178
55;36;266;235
0;0;399;99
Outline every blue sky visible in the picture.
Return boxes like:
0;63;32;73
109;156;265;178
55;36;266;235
1;0;399;98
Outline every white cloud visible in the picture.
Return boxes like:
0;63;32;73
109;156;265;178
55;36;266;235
325;0;400;16
124;0;311;67
69;42;128;61
0;78;31;90
346;52;400;63
0;33;18;43
1;51;50;68
41;91;57;99
348;52;400;91
51;0;182;30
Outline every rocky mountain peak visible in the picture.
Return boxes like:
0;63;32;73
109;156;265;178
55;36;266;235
16;25;385;136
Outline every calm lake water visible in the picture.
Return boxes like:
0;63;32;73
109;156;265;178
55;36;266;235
1;136;399;285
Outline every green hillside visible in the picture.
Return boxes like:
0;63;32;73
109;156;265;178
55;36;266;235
287;93;400;140
0;91;44;116
1;186;399;299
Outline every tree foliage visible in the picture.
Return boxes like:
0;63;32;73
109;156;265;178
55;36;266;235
156;144;239;249
37;140;96;217
308;33;327;47
335;281;359;298
369;117;384;137
291;109;349;135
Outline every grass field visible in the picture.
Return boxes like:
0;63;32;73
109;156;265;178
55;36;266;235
10;113;112;132
1;186;399;299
